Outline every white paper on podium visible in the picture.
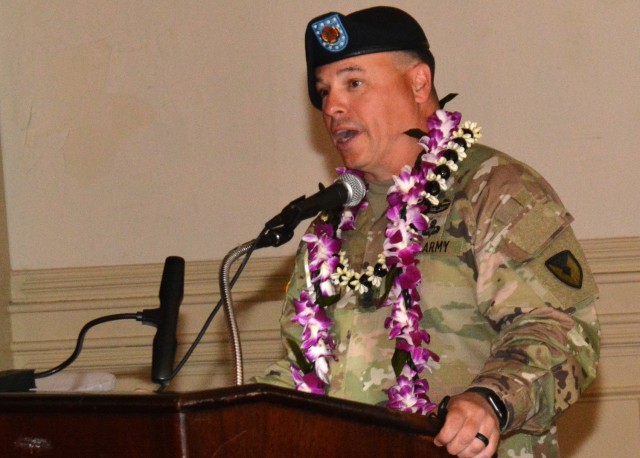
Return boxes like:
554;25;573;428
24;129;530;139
34;372;116;392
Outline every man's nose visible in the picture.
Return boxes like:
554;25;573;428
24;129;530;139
322;90;347;117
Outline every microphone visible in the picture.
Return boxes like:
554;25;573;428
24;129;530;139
264;172;366;231
142;256;185;385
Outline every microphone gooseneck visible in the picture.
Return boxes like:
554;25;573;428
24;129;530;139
163;174;367;388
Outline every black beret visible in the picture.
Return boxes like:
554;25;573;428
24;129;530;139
305;6;434;110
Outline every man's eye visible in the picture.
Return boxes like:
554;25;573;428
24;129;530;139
349;80;363;88
317;88;329;98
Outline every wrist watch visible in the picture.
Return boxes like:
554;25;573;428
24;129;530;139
465;386;508;430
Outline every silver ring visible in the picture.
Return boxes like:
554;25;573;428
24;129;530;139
475;432;489;446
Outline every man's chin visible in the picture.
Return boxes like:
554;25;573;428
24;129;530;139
337;147;364;168
339;156;363;172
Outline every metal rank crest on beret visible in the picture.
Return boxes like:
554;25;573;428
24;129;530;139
311;14;348;52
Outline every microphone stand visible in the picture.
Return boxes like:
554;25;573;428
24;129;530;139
219;239;254;386
167;175;365;388
219;224;297;386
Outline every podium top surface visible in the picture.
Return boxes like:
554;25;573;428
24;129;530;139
0;382;441;436
0;383;452;457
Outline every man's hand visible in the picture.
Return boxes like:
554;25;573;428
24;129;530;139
434;392;500;458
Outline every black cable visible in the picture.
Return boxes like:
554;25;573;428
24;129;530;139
34;312;141;379
158;229;266;390
34;228;266;388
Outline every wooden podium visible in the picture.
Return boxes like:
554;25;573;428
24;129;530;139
0;383;451;457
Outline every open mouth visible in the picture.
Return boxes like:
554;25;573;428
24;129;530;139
333;129;359;144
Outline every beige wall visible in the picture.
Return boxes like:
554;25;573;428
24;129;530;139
0;1;638;271
0;140;11;369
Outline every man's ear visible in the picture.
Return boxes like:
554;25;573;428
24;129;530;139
410;63;432;104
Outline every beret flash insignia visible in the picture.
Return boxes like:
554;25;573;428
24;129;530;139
311;14;348;52
545;250;583;289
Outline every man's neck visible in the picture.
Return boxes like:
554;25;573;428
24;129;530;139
367;180;393;220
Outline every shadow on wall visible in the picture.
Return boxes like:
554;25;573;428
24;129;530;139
556;392;599;456
0;141;13;371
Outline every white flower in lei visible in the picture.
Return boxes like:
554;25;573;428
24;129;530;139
289;109;482;414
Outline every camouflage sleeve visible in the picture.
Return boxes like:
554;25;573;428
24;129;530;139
466;156;600;435
252;238;309;388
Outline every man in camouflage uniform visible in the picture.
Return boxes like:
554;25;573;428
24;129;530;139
256;6;599;457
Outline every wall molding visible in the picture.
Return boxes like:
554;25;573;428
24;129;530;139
8;236;640;394
9;255;294;391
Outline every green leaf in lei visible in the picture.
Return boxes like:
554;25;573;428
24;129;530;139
391;348;411;378
287;338;312;374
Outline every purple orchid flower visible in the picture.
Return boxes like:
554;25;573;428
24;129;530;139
291;365;325;395
384;292;421;340
300;309;333;346
420;110;463;154
388;166;424;207
398;264;421;290
291;289;319;326
387;374;436;414
396;339;439;373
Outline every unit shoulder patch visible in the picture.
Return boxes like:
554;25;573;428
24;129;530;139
545;250;583;289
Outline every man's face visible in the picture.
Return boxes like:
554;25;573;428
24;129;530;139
314;52;424;183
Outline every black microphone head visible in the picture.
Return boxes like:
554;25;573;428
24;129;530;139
151;256;185;385
159;256;185;304
336;173;366;207
263;172;367;233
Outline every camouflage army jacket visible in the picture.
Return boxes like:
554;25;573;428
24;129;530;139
256;144;600;457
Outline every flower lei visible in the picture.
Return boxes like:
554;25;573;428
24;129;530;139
289;109;482;415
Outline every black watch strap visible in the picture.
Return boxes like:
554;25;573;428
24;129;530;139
466;387;508;430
